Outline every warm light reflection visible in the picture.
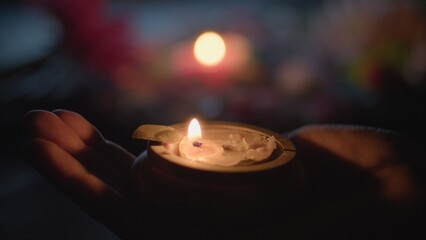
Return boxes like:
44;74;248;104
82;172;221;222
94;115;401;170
194;32;226;66
188;118;202;140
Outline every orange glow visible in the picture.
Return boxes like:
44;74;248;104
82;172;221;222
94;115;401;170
194;32;226;66
188;118;202;140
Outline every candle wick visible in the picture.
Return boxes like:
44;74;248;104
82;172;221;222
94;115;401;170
193;141;203;148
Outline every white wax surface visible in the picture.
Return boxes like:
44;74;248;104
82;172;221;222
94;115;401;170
178;128;276;166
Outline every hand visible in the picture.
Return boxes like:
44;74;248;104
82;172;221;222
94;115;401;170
22;110;423;239
284;125;423;239
22;110;166;239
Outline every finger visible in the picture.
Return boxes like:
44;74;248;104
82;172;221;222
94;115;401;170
24;138;139;237
25;138;106;196
52;109;106;147
23;110;85;154
23;110;124;189
288;124;421;204
288;124;402;170
287;125;383;195
53;109;134;174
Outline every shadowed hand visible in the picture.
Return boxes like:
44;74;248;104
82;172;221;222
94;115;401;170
22;110;424;239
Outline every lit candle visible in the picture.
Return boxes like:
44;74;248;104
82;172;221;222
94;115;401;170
178;119;223;162
132;119;297;171
131;120;306;227
178;118;276;166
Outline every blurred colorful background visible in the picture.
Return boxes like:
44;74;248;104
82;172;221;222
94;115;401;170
1;0;425;238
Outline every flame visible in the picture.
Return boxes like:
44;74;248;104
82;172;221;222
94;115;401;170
188;118;202;140
194;31;226;66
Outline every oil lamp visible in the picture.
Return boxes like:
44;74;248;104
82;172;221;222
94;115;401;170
131;119;308;228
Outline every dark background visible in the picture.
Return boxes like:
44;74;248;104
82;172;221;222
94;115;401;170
1;0;425;239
